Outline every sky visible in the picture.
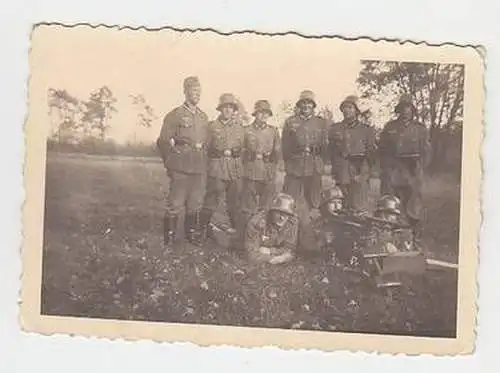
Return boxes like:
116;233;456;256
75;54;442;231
29;26;404;144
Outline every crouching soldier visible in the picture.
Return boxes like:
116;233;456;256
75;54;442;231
241;100;281;225
244;193;300;265
197;93;246;242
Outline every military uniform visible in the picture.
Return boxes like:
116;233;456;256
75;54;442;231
199;94;246;233
281;91;328;216
156;76;209;245
244;193;299;264
241;100;281;222
378;94;431;242
329;96;376;214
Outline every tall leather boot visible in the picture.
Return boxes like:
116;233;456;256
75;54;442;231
184;211;198;245
163;213;177;248
198;208;214;242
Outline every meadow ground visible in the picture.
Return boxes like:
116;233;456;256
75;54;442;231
40;152;460;337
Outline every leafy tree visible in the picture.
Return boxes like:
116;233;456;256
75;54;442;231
81;86;118;140
47;88;85;142
356;61;465;170
356;61;464;131
130;93;157;129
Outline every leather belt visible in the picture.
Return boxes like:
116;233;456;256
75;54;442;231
209;148;242;159
171;138;204;150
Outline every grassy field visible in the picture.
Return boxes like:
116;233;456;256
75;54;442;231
40;152;460;337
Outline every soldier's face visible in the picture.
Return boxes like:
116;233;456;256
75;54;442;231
327;200;342;215
185;86;201;105
255;111;270;123
342;103;357;121
220;105;236;120
401;105;413;121
271;211;290;228
299;101;314;116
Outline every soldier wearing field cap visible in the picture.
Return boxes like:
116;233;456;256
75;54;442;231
156;76;209;247
241;100;281;224
244;193;299;265
378;93;432;248
281;90;329;218
197;93;246;241
328;95;377;215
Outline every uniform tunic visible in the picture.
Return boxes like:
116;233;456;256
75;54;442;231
281;114;329;214
328;120;377;213
157;103;209;216
378;119;431;221
241;121;281;219
202;117;246;227
244;210;299;263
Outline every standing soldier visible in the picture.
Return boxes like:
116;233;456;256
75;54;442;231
156;76;209;247
198;93;246;239
328;95;377;215
241;100;281;225
378;93;432;248
281;90;329;219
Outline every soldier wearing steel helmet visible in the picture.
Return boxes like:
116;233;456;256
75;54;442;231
328;95;377;216
281;90;329;219
378;93;432;248
244;193;300;264
156;76;209;248
241;100;282;225
197;93;246;241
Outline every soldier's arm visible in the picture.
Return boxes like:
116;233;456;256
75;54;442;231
281;120;293;161
420;125;432;168
377;122;393;169
320;118;331;164
272;127;282;164
366;126;378;168
157;111;176;164
282;219;299;252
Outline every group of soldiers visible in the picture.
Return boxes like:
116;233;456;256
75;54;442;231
156;76;432;271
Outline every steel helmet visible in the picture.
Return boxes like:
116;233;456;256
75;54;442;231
376;195;401;215
321;186;344;207
269;193;297;217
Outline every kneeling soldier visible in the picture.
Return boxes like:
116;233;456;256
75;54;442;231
198;93;245;242
241;100;281;225
244;193;299;265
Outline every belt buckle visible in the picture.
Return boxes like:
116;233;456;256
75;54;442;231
195;142;202;150
223;149;232;157
256;153;263;160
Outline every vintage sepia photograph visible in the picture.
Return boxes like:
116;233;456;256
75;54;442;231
21;24;483;355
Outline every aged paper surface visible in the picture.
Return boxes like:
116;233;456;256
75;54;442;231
20;24;483;355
